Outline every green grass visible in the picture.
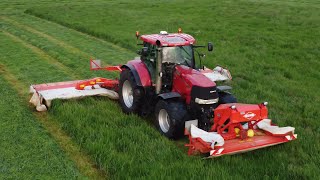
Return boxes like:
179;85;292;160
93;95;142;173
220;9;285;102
25;1;320;123
0;0;319;179
0;67;83;178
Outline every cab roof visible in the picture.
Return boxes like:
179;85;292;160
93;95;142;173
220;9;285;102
140;32;196;47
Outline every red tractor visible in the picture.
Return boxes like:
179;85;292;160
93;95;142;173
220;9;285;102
30;30;296;157
118;31;235;138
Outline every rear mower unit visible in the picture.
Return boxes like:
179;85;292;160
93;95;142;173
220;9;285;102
30;30;296;157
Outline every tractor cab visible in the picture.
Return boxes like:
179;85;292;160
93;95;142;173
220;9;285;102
161;45;193;66
138;30;196;67
137;31;212;93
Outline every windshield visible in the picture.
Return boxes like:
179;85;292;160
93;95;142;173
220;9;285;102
162;46;193;66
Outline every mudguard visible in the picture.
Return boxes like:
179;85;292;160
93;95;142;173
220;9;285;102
121;60;152;87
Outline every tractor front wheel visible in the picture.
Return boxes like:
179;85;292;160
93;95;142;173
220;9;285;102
155;100;187;139
219;92;237;104
119;69;143;114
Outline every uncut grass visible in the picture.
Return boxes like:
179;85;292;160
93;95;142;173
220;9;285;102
19;0;320;178
1;14;318;179
0;71;83;179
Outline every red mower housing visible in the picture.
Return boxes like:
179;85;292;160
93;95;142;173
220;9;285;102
212;103;268;140
186;103;296;157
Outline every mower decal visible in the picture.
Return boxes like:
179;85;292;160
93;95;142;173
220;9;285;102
243;112;256;120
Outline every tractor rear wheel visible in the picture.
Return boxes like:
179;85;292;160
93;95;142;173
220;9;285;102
155;100;187;139
119;69;143;114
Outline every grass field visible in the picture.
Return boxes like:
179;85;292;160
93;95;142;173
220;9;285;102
1;0;320;179
0;55;83;178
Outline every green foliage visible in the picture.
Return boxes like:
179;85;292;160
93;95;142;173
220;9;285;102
0;0;319;179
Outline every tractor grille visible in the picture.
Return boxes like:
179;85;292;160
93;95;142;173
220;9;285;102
190;86;218;100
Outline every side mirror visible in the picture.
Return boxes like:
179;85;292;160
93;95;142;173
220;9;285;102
142;47;148;56
208;42;213;52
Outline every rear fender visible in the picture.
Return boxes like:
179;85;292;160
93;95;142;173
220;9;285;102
121;60;152;87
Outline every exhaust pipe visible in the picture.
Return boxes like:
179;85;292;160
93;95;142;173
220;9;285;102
156;46;162;94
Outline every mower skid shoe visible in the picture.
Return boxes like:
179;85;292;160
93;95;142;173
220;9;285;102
29;78;119;111
29;92;47;112
207;133;297;158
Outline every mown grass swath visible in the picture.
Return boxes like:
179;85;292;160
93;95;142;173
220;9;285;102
0;63;82;179
0;84;81;179
0;0;319;178
0;29;108;178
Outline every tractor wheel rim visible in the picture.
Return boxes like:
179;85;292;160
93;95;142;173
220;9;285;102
123;80;133;108
159;109;170;133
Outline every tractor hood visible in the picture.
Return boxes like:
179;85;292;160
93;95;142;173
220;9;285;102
173;65;219;104
175;65;216;87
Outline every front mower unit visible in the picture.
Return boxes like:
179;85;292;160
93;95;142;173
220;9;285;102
185;103;297;157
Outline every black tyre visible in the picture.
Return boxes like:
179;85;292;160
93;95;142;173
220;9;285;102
155;100;187;139
119;69;143;114
219;92;237;104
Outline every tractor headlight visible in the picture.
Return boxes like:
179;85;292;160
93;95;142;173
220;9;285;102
195;98;219;105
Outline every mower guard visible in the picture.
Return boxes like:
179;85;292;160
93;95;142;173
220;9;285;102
29;78;119;111
207;132;297;157
185;103;297;158
186;124;297;157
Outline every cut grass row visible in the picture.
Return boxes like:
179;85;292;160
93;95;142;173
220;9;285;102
0;32;107;179
0;64;84;179
1;15;132;79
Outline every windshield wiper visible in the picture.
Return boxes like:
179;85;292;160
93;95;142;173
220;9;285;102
179;46;191;57
183;57;191;67
179;46;192;67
